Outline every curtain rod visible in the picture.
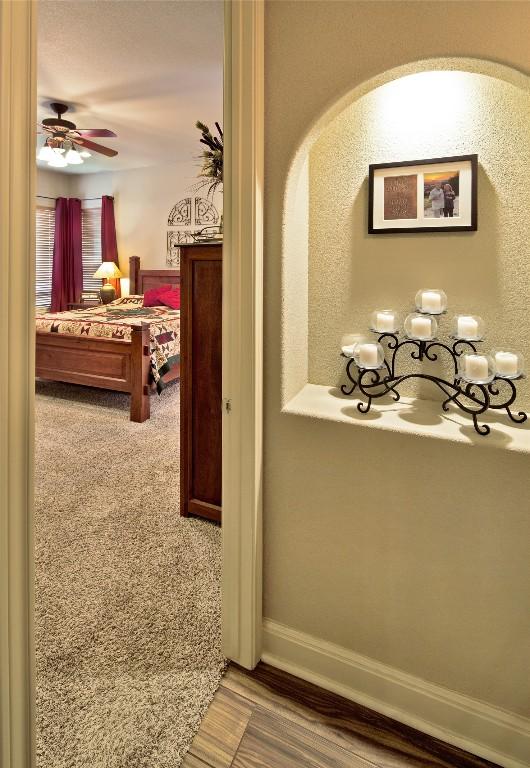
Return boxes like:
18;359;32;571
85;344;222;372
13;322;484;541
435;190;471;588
36;195;113;201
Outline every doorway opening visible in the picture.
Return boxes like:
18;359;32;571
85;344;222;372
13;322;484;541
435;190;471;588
34;2;225;764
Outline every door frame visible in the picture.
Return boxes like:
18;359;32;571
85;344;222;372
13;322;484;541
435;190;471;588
0;0;264;765
221;0;264;669
0;2;37;767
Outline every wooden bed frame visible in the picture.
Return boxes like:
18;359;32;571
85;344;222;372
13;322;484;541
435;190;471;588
35;255;181;422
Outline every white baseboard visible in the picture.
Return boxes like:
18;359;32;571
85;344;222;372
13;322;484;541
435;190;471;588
262;619;530;768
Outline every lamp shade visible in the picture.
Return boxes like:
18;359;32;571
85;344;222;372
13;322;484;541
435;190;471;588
93;262;123;280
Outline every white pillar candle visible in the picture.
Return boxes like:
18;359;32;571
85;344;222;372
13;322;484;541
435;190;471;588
421;290;442;313
465;354;489;380
358;343;379;368
375;312;396;333
457;316;479;339
494;351;518;377
341;344;357;358
410;316;432;338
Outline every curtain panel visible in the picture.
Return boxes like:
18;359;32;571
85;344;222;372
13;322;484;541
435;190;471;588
51;197;82;312
101;195;121;298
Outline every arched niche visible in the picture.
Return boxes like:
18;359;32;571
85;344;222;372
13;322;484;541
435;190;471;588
282;58;530;416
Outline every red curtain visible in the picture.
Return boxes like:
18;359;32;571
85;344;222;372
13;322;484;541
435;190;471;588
51;198;82;312
101;195;121;298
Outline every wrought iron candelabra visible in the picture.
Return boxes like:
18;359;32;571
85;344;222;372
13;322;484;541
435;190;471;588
341;321;527;437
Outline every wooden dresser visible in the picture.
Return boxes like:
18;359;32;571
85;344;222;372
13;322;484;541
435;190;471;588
179;243;222;523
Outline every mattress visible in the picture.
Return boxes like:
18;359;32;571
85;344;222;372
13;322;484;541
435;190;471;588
36;296;180;391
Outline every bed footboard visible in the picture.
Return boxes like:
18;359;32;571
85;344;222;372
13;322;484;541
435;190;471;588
36;324;152;422
130;324;151;422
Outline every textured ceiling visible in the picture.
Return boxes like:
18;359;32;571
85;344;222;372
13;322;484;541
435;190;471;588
37;0;223;174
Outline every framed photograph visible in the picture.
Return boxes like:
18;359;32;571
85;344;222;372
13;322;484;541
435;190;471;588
368;154;477;234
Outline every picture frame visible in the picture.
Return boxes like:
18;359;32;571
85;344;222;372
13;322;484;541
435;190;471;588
368;154;478;234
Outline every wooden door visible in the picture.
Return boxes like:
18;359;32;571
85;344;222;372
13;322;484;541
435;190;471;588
180;244;222;522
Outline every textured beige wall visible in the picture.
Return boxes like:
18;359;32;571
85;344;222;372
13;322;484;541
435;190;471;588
308;70;530;408
71;164;222;273
36;168;73;202
264;0;530;718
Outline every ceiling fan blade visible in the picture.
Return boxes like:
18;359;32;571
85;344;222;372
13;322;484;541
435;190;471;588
72;137;118;157
74;129;117;137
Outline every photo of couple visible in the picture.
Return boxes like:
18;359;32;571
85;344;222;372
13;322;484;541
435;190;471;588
369;154;476;233
424;171;459;218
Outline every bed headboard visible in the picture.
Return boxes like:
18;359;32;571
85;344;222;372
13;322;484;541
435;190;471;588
129;255;180;295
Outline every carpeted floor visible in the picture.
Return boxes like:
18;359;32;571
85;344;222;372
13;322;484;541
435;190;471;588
34;380;225;768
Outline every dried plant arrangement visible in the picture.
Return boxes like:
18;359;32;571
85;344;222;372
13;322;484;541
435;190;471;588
193;120;223;198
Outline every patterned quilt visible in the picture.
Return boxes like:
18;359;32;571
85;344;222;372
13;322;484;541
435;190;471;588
35;296;180;392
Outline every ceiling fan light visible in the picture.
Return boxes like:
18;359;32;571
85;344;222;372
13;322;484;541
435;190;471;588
38;144;55;162
65;148;83;165
79;150;91;158
48;154;68;168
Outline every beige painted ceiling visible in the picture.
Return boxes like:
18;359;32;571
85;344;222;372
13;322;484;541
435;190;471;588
37;0;223;174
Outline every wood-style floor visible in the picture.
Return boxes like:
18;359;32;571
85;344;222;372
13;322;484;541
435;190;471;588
182;663;500;768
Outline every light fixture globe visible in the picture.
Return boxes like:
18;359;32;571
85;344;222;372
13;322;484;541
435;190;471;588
415;288;447;315
404;312;437;340
65;147;84;165
48;153;68;168
38;143;55;162
458;351;495;384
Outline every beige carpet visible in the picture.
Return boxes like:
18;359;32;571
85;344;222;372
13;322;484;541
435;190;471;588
35;380;224;768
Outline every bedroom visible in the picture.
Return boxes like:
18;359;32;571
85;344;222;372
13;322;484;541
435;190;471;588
34;1;224;764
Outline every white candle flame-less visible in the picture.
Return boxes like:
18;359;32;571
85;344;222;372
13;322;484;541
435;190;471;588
457;316;479;339
495;351;518;377
464;354;489;381
421;291;442;313
410;316;432;339
358;343;379;368
375;312;396;333
341;344;357;358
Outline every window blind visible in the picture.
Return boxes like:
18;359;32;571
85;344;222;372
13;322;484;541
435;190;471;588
35;206;55;308
81;207;102;291
35;204;103;308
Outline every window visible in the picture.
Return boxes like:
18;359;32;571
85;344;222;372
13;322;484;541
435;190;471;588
81;207;102;292
35;206;55;308
35;204;103;308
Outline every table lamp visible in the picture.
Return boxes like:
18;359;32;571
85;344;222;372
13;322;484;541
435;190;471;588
93;262;123;304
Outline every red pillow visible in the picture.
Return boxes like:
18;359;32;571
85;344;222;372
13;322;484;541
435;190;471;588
143;284;173;307
159;286;180;310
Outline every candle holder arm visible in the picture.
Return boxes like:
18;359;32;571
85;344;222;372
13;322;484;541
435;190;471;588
340;338;527;436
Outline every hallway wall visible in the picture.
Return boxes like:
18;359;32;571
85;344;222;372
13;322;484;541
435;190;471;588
263;2;530;764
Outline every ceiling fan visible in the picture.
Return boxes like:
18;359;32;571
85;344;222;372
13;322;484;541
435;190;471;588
37;102;118;167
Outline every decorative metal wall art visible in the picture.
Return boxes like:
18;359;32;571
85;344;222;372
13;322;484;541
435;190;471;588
167;198;192;227
195;197;219;226
166;196;221;266
167;231;196;266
